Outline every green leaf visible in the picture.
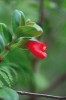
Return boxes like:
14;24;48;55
0;67;13;84
0;71;11;87
0;81;4;88
0;87;19;100
0;35;5;52
12;10;25;32
16;24;43;38
6;48;33;87
0;23;12;44
0;60;18;86
11;37;31;49
26;20;35;26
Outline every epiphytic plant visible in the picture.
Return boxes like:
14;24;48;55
0;9;47;100
0;9;66;100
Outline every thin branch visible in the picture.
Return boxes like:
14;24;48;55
38;0;44;26
17;91;66;99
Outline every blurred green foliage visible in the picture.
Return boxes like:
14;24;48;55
0;0;66;100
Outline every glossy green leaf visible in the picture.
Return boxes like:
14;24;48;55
0;23;12;44
16;24;43;38
12;10;25;32
0;87;19;100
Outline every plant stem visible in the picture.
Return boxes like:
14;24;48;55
17;91;66;99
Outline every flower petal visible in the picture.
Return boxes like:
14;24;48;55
25;40;47;59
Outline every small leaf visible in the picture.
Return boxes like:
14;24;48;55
12;10;25;32
10;67;18;81
18;37;31;49
0;87;19;100
16;24;43;38
0;81;4;88
11;37;31;49
0;67;13;84
0;71;11;87
0;23;12;44
0;35;5;52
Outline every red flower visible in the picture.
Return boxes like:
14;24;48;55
25;40;47;59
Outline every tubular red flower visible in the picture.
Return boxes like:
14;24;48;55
25;40;47;59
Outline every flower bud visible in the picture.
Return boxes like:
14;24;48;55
25;40;47;59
